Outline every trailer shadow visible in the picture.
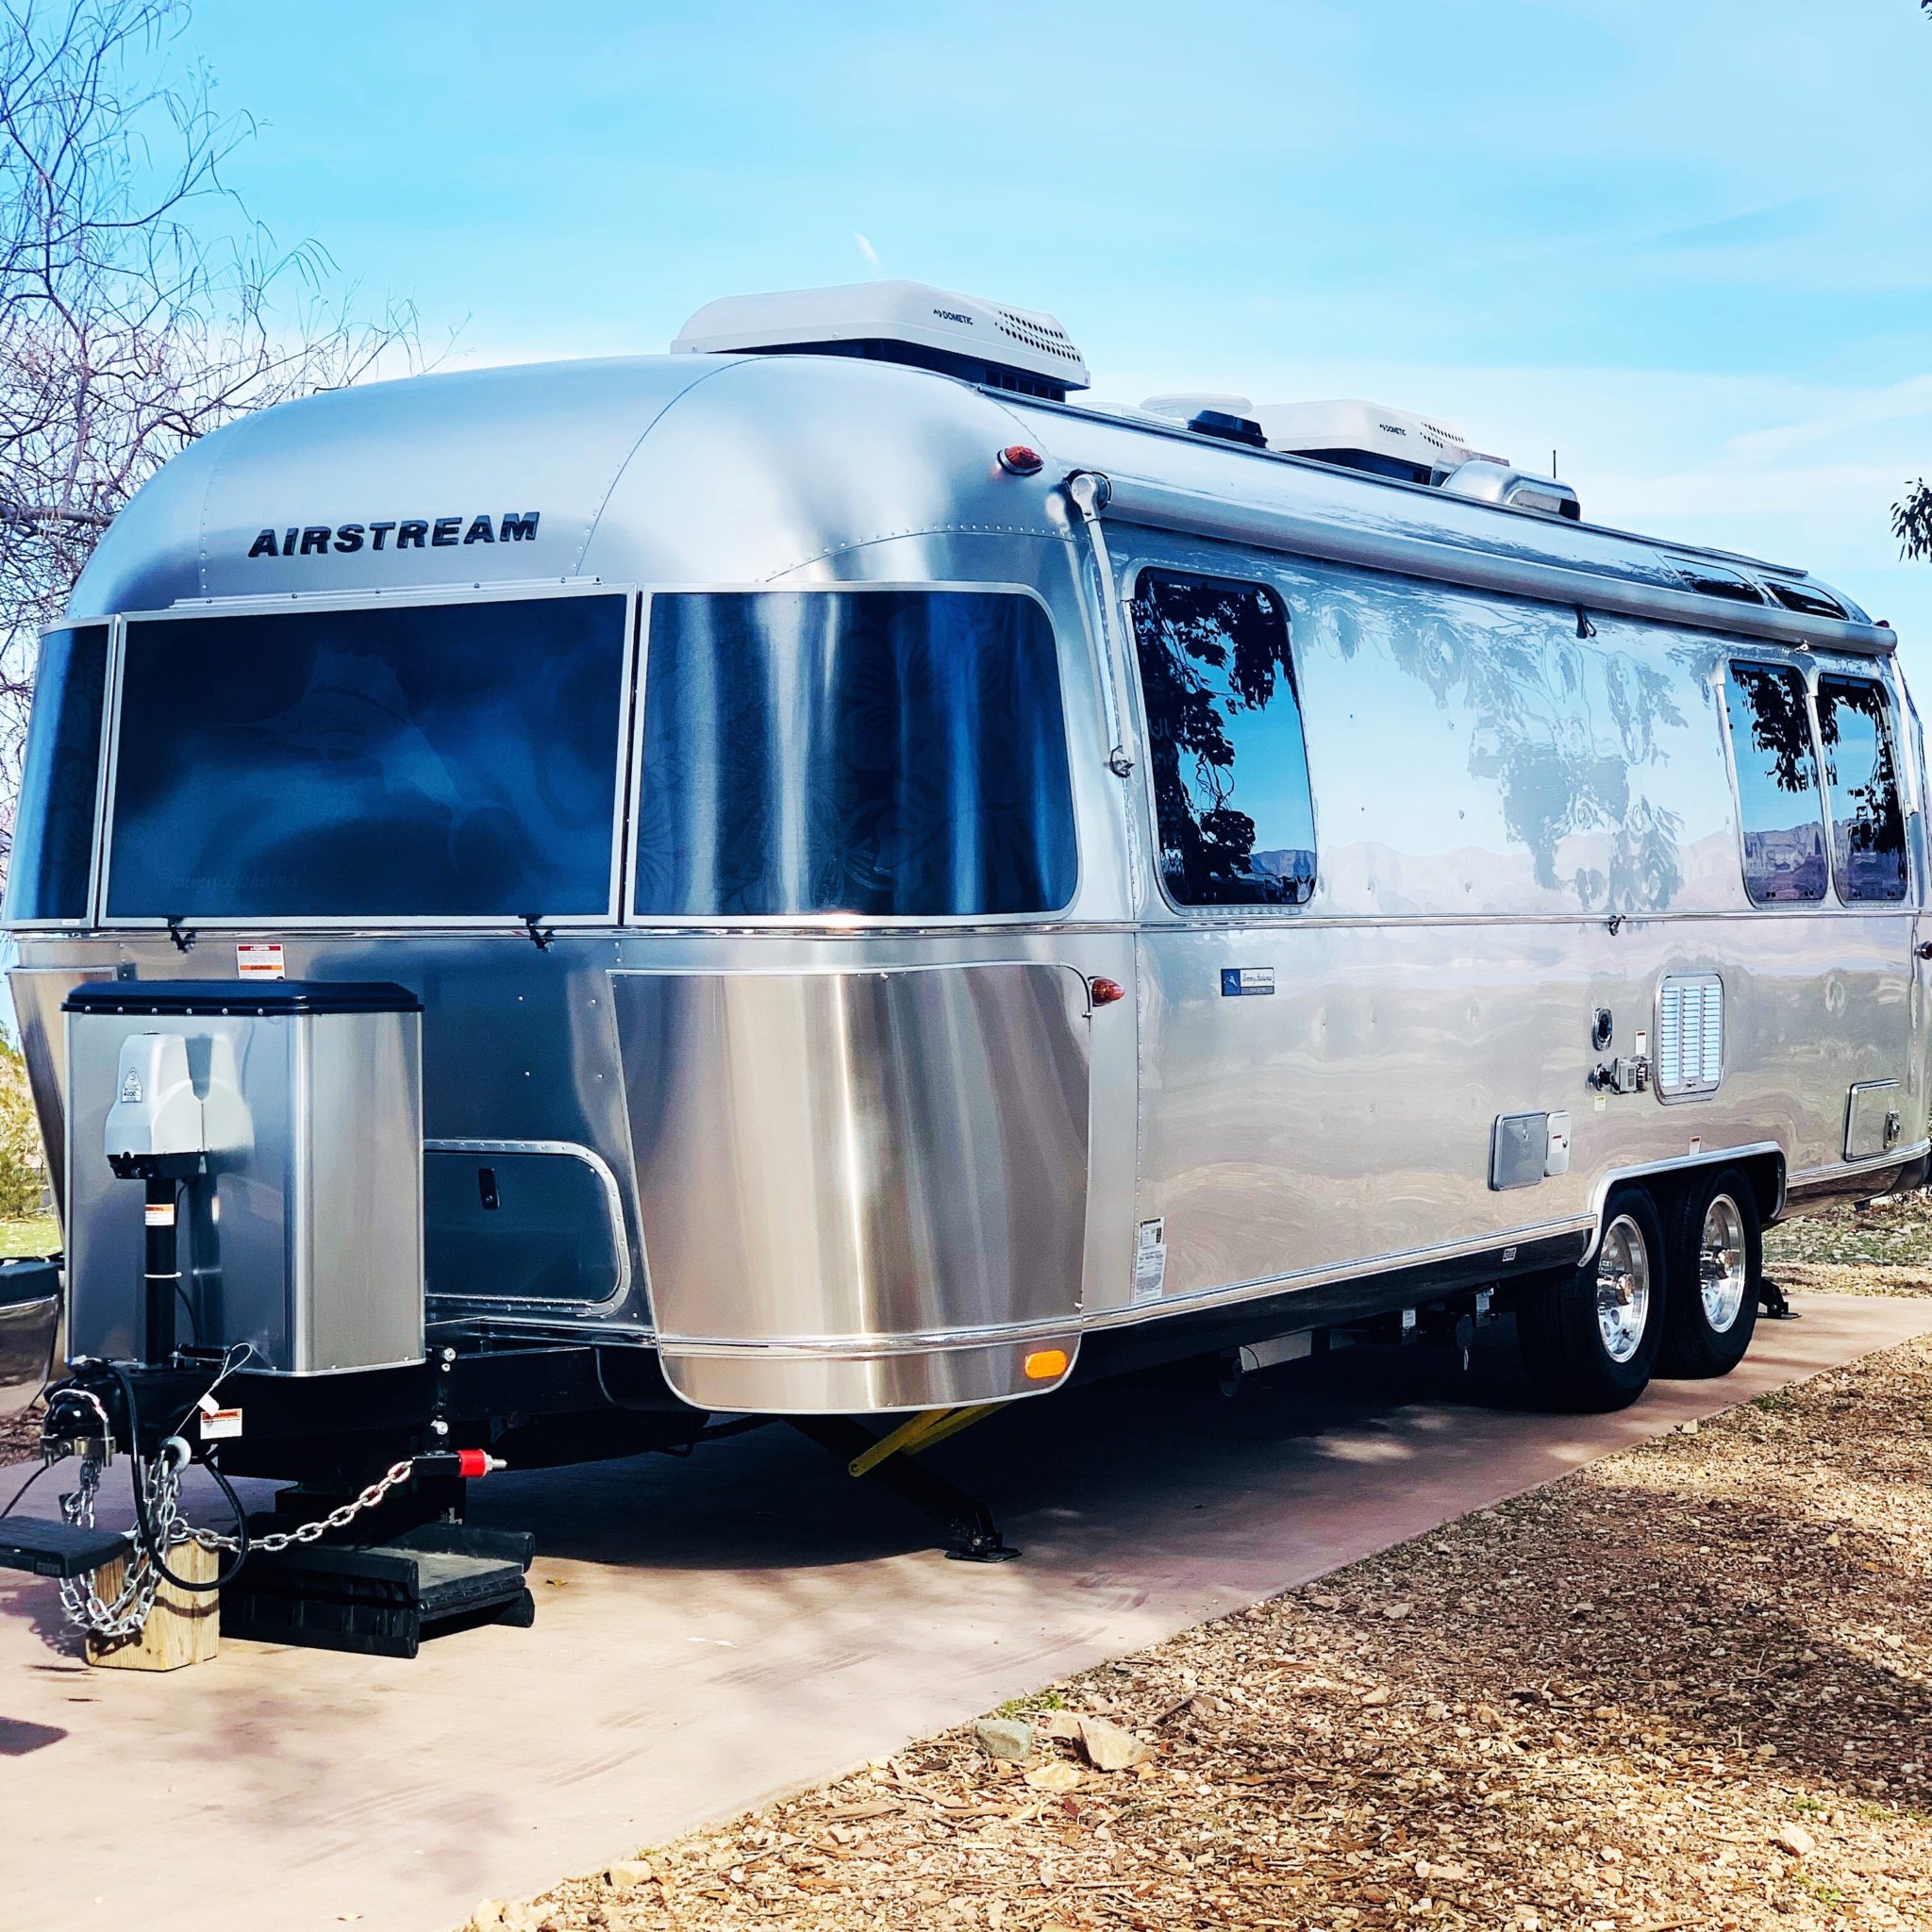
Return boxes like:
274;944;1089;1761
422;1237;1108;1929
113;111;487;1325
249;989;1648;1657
462;1323;1552;1575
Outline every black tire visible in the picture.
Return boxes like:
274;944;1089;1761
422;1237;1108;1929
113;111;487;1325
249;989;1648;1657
1517;1184;1666;1411
1656;1167;1760;1378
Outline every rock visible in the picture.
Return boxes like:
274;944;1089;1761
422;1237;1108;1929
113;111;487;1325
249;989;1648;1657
605;1861;654;1890
467;1905;506;1931
1024;1761;1085;1792
1382;1599;1414;1620
975;1718;1034;1764
1677;1420;1700;1436
1774;1822;1817;1858
1360;1687;1391;1707
1077;1714;1153;1772
1037;1709;1085;1741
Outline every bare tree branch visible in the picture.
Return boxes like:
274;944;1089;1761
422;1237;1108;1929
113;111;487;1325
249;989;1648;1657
0;0;424;867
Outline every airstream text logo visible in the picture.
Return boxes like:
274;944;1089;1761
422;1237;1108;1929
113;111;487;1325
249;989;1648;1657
245;511;540;558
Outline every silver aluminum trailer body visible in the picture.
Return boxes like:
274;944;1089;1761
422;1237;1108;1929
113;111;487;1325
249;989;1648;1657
6;346;1925;1425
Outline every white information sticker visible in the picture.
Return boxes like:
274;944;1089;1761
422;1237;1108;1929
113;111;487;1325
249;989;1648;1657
199;1407;243;1441
237;942;286;980
1133;1218;1167;1304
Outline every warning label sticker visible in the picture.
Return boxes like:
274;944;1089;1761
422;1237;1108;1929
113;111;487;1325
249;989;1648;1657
237;942;285;979
198;1407;243;1441
1133;1218;1167;1304
144;1199;175;1227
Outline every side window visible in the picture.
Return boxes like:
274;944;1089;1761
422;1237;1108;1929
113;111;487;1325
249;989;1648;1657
1722;661;1825;906
1817;675;1907;903
1129;569;1315;908
4;624;108;924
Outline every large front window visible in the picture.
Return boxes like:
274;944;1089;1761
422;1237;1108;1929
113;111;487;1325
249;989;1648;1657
105;593;629;921
633;591;1076;918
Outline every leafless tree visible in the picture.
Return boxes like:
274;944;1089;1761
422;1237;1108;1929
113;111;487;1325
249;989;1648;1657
0;0;419;861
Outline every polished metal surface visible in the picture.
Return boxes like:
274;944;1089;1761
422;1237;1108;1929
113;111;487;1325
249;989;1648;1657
65;1004;424;1374
5;341;1924;1414
658;1332;1080;1415
1700;1192;1748;1335
1595;1212;1653;1363
615;962;1091;1411
1844;1079;1905;1161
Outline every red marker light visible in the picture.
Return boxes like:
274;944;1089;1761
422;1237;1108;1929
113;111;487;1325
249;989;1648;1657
1090;976;1126;1008
997;444;1044;475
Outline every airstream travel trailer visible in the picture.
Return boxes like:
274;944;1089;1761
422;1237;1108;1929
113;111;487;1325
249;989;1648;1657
1;278;1924;1646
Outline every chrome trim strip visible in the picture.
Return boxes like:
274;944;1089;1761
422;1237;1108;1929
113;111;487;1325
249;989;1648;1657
424;1137;632;1307
1082;471;1895;658
1081;1218;1594;1333
1789;1139;1928;1185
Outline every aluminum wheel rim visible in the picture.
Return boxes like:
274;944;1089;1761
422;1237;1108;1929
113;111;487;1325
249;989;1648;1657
1699;1193;1748;1335
1595;1213;1652;1363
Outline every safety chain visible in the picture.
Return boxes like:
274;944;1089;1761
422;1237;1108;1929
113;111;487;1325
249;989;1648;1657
179;1459;417;1555
57;1455;418;1639
58;1449;186;1642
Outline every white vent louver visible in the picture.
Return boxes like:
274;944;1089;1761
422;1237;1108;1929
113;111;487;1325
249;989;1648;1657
1657;975;1724;1096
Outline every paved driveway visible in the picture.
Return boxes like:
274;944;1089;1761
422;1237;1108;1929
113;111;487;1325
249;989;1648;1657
3;1293;1927;1932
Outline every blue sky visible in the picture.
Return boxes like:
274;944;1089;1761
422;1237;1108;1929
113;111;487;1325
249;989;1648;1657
187;0;1932;664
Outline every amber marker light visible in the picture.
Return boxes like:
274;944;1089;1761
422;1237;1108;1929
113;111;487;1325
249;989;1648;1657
1024;1348;1070;1382
997;443;1044;475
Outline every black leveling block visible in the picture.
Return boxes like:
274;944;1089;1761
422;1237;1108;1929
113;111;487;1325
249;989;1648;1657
222;1522;537;1658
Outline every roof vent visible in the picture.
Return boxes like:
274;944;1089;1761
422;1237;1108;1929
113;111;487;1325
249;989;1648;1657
1187;408;1267;448
672;279;1089;400
1438;458;1582;522
1256;399;1477;485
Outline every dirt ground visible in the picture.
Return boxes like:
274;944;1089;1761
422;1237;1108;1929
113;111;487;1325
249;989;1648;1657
457;1196;1932;1932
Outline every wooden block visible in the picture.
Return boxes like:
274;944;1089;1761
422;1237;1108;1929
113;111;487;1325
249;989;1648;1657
86;1539;220;1671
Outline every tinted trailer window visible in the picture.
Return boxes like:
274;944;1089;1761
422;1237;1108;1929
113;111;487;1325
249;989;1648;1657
1723;661;1827;906
5;624;108;923
106;594;628;921
1129;570;1315;908
1817;675;1907;904
634;591;1076;918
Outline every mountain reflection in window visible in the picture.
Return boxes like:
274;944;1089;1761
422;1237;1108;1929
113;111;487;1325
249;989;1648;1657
1818;675;1907;903
1724;662;1825;906
1130;570;1315;907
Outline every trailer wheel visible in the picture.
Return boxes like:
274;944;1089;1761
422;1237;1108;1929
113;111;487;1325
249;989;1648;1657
1656;1167;1760;1378
1517;1186;1664;1411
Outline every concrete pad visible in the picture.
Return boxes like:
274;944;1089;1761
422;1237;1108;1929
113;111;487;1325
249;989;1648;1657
1;1292;1926;1932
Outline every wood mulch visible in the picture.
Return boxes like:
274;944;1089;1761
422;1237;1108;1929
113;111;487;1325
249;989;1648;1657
460;1199;1932;1932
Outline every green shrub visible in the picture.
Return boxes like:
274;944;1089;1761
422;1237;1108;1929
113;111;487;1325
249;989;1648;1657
0;1038;50;1221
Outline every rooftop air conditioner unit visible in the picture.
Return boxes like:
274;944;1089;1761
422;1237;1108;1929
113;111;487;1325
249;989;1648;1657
673;280;1090;401
1252;399;1478;485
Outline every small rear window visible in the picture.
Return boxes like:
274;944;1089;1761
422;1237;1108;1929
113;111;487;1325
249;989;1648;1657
1723;661;1826;906
1817;675;1907;903
634;591;1075;919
